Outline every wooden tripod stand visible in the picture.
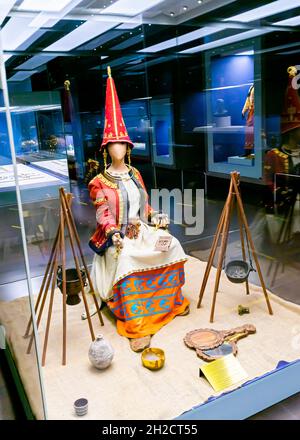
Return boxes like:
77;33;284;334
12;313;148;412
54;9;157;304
197;171;273;322
24;187;104;366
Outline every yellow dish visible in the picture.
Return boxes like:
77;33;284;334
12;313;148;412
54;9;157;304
141;348;165;370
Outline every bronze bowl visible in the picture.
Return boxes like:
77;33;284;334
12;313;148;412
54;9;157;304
225;260;251;284
57;267;86;305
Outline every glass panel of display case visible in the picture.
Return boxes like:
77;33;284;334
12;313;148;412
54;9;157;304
0;51;46;420
0;87;71;291
80;112;102;161
10;92;69;167
122;99;151;157
151;97;175;166
0;92;71;206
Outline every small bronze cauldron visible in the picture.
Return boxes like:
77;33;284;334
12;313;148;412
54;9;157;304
225;260;251;284
57;267;86;306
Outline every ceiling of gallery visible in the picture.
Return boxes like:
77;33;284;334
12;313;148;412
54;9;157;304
1;0;300;81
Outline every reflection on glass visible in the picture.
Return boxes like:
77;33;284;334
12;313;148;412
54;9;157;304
0;64;46;419
151;97;174;165
123;100;150;154
210;54;254;166
0;92;70;205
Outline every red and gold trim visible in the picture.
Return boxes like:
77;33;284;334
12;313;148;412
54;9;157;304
116;187;124;230
105;226;120;238
93;196;107;206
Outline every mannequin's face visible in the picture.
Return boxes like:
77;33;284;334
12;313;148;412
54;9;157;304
107;142;127;161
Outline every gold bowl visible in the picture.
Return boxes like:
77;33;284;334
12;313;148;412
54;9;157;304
141;347;165;370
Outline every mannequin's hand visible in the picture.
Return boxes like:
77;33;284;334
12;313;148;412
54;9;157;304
152;213;169;229
112;232;124;248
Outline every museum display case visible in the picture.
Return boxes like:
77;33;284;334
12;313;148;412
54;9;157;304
198;42;264;180
1;0;300;422
0;91;70;206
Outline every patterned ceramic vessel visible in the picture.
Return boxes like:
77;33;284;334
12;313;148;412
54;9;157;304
88;334;114;370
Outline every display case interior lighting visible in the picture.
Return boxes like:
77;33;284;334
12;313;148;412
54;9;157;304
275;15;300;27
0;104;61;113
133;96;152;100
15;55;57;70
224;0;300;23
7;70;39;81
179;5;300;56
179;28;270;54
117;20;142;30
139;24;225;53
234;50;254;55
18;0;74;12
43;21;119;52
204;82;253;92
1;17;42;51
28;0;83;29
100;0;165;16
0;1;18;26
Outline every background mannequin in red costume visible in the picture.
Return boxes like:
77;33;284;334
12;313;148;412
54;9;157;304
264;66;300;213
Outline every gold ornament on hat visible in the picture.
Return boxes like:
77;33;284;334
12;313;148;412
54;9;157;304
127;145;131;166
103;148;107;171
287;66;297;77
64;80;70;91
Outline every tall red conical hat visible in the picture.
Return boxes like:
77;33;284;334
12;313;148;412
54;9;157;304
281;66;300;134
101;66;133;150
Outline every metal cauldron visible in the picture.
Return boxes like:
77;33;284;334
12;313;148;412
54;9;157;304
225;260;252;284
57;267;86;305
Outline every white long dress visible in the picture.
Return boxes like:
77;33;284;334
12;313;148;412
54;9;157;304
90;169;188;302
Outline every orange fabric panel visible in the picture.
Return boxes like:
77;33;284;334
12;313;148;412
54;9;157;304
107;262;189;338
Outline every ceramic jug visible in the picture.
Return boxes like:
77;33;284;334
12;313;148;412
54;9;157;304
88;334;114;369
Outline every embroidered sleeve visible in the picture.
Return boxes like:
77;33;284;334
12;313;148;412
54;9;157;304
89;177;121;237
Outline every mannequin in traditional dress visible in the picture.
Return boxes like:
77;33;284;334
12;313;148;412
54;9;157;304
264;66;300;213
86;67;190;352
242;84;254;156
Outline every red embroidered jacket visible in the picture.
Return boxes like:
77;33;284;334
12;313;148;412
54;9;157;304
89;166;154;255
264;148;289;191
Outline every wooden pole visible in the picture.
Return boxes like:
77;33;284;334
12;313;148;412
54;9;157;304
60;189;104;326
237;198;250;295
214;188;235;294
197;178;234;308
59;195;67;365
59;188;95;341
197;204;226;308
41;232;60;366
24;228;60;338
209;183;234;323
26;244;58;354
231;173;273;315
